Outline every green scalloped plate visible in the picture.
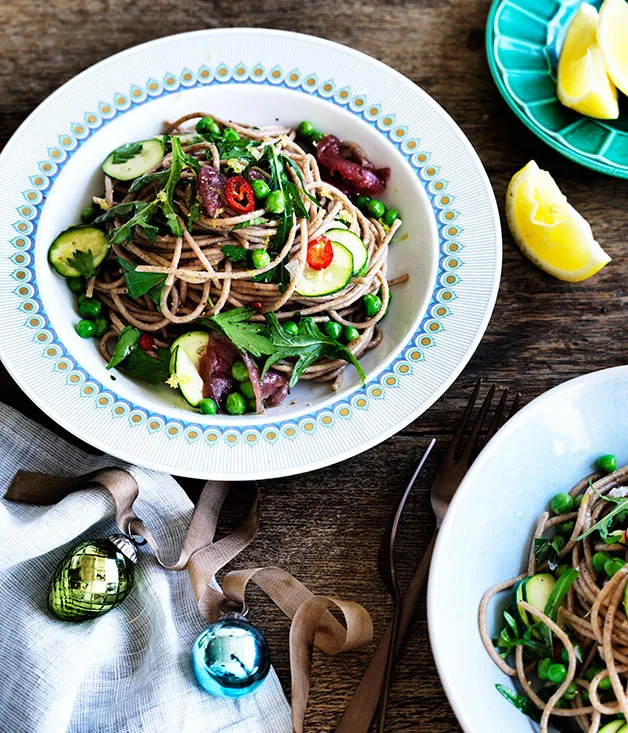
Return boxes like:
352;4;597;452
487;0;628;177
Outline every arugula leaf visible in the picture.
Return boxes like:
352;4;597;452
188;201;202;228
232;216;266;231
495;610;552;660
124;347;170;384
251;259;291;293
109;200;159;245
117;257;166;299
92;201;138;224
66;249;97;278
544;568;578;622
110;141;143;165
128;170;170;194
534;538;562;571
262;313;366;388
221;245;250;264
107;326;140;370
575;495;628;541
264;144;295;248
495;685;540;722
196;307;275;358
281;154;321;208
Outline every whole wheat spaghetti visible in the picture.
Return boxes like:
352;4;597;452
479;462;628;732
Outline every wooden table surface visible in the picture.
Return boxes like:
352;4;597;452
2;0;628;730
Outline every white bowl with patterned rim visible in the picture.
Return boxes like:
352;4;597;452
428;365;628;732
0;29;500;479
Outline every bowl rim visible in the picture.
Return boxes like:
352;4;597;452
0;27;502;479
428;364;628;731
486;0;628;179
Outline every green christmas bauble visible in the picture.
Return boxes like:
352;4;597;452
48;535;136;621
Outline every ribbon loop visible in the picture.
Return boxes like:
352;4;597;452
5;467;373;732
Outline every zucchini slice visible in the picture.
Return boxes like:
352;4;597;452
102;139;165;181
326;228;368;276
513;573;555;628
599;723;626;733
294;242;353;297
48;226;109;278
169;332;210;407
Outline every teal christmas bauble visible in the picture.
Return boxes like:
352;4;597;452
191;612;271;697
48;534;136;621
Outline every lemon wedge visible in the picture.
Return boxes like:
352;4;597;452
598;0;628;97
557;3;619;119
506;161;611;282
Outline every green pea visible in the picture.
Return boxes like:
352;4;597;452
67;277;85;294
283;321;299;336
323;321;342;340
537;658;552;680
363;294;382;318
356;195;371;212
246;398;258;413
383;208;400;227
584;665;602;682
80;205;97;224
597;454;618;473
225;392;246;415
222;128;240;142
310;130;325;142
196;117;221;136
239;380;256;401
547;663;567;685
574;494;584;508
562;681;578;701
592;552;612;574
550;492;574;515
297;121;316;138
251;179;270;200
92;317;110;338
554;564;570;578
252;249;271;269
198;398;218;416
231;360;249;382
605;558;625;577
343;326;360;344
561;644;582;664
78;298;102;319
553;535;567;552
75;319;96;338
265;190;286;214
599;675;613;691
366;198;386;219
557;520;576;536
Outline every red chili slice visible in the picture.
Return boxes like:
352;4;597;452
224;175;255;214
306;236;334;270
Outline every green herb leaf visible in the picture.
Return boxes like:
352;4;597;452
495;685;540;722
262;313;366;388
66;249;97;279
196;307;275;358
221;245;251;264
232;216;266;231
117;257;166;299
92;201;138;224
575;495;628;541
544;568;578;622
187;201;202;228
534;538;562;571
108;200;159;245
110;141;143;165
281;154;321;208
128;170;170;194
124;346;170;384
106;326;140;370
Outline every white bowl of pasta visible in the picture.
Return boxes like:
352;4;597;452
0;29;500;477
429;366;628;733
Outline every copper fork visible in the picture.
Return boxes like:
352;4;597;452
337;381;521;733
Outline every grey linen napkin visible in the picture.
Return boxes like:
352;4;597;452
0;402;292;733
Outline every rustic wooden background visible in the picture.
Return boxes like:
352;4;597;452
2;0;627;730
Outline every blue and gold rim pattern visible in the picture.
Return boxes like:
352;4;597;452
10;62;462;448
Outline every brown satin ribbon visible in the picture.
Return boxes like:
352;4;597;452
5;468;373;733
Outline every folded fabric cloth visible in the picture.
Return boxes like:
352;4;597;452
0;402;292;733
